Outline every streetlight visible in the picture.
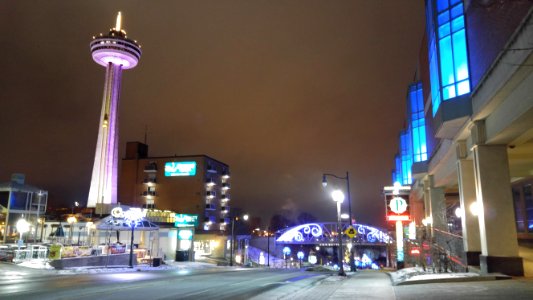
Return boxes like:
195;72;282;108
331;189;346;276
283;246;291;268
123;208;144;268
230;214;249;266
67;216;77;245
297;251;304;269
266;227;271;267
16;218;30;249
323;172;356;272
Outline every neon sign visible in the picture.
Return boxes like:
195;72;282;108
276;224;323;242
165;161;197;176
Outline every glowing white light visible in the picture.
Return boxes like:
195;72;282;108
243;214;249;221
455;207;463;218
331;190;345;203
116;12;122;31
235;254;242;264
470;202;481;216
259;252;265;265
408;221;416;240
422;217;432;226
16;219;30;234
308;255;317;264
340;213;349;219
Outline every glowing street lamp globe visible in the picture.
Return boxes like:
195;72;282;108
16;218;30;234
331;190;345;203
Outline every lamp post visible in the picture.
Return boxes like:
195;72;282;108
123;208;144;268
266;227;270;267
67;216;77;245
230;214;248;266
16;218;30;249
283;246;291;268
297;251;304;269
331;189;346;276
323;172;356;272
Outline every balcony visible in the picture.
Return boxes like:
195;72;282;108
143;178;157;184
205;204;216;210
141;191;157;197
221;183;230;190
222;170;230;179
205;178;216;187
221;206;230;214
207;164;217;174
221;194;230;202
144;163;158;173
206;191;216;198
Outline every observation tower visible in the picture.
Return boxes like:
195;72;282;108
87;12;141;214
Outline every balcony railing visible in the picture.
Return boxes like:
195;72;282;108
141;191;157;197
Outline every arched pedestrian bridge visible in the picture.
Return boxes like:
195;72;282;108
275;223;392;246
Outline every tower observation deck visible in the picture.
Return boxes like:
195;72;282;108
87;12;142;214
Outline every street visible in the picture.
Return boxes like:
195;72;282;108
2;263;533;299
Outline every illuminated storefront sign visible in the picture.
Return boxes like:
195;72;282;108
174;214;199;227
165;161;197;176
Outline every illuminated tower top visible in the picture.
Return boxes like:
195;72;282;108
90;12;142;69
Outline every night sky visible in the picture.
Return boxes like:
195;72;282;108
0;1;425;228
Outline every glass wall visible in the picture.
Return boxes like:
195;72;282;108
400;131;412;185
408;82;428;162
427;0;470;116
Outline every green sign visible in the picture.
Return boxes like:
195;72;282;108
174;214;199;227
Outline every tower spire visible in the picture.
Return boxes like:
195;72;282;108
116;11;122;31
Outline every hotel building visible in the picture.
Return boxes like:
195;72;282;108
119;142;231;232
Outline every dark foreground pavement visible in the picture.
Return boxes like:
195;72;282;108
253;270;533;300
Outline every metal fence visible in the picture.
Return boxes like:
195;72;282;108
13;248;49;263
432;228;467;272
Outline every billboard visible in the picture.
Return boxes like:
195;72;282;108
165;161;197;176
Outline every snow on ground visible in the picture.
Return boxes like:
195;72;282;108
389;267;479;284
16;259;224;275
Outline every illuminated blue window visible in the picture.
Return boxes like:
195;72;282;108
408;83;427;162
400;131;412;185
394;155;402;184
427;0;470;116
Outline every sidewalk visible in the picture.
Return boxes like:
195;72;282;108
252;270;396;300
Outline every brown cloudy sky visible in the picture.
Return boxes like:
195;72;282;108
0;1;425;227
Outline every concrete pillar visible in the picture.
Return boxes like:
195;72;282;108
428;176;447;232
471;121;523;275
456;141;481;266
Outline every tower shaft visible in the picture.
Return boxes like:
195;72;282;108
87;63;123;214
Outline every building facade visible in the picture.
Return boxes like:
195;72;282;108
391;0;532;276
119;142;231;232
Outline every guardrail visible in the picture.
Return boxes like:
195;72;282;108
13;248;49;263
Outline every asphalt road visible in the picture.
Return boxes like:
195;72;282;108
0;263;324;300
2;263;533;300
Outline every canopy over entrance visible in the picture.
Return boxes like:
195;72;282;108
95;206;159;231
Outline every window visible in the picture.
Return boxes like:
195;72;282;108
427;0;470;116
524;184;533;231
394;155;402;184
409;82;428;162
513;187;525;232
400;131;412;185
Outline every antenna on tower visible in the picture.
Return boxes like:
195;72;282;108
116;11;122;31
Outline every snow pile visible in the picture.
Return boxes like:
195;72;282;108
389;267;479;285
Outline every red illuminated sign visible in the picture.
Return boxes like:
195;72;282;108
386;215;410;221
